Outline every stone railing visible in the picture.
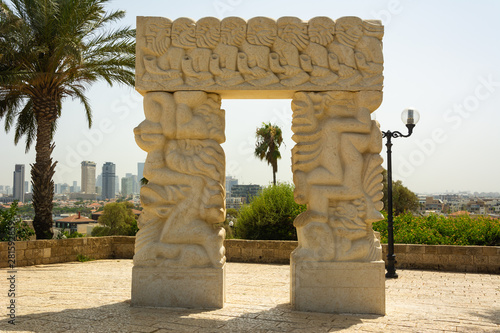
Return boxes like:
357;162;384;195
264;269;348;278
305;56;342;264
1;237;498;274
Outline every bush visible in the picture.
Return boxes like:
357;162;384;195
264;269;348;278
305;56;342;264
76;254;94;262
91;202;138;236
0;202;35;241
372;212;500;246
233;183;306;240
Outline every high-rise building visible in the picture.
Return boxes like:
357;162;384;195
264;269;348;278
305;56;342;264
121;176;134;196
125;173;139;194
96;174;102;188
81;161;96;194
102;162;116;199
230;184;262;203
115;175;120;195
138;162;145;185
226;176;238;197
13;164;25;202
60;183;70;194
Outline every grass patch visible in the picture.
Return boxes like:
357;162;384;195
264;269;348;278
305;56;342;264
76;254;94;262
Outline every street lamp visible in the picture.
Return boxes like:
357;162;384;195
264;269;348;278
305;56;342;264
382;108;420;279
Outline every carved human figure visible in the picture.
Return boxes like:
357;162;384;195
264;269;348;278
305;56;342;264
291;91;384;262
270;17;310;86
327;17;364;85
301;17;339;86
238;17;279;86
133;91;226;269
141;18;184;86
354;20;384;86
210;17;245;86
172;17;214;86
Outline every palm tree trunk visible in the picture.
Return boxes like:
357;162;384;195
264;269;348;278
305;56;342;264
32;97;57;239
273;170;276;186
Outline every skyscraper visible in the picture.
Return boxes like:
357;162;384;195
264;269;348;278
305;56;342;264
226;176;238;197
138;162;145;184
115;175;120;195
102;162;116;199
121;176;134;196
71;180;78;193
13;164;25;202
81;161;96;194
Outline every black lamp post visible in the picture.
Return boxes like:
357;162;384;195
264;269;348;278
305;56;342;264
382;108;420;279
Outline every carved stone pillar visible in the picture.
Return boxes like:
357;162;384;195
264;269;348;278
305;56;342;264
290;90;385;315
131;91;226;308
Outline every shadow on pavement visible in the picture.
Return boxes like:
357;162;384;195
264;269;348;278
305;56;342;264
0;300;384;332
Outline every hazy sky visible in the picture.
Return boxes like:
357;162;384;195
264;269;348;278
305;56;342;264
1;0;500;194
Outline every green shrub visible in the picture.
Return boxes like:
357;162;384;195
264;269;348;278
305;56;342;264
57;229;84;239
373;212;500;246
233;183;306;240
0;202;35;241
91;202;138;236
76;254;94;262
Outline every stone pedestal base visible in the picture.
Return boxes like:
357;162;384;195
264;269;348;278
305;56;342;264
291;260;385;315
131;264;225;308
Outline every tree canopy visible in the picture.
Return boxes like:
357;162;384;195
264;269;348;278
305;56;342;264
91;202;138;236
0;0;135;238
382;169;420;215
254;122;283;186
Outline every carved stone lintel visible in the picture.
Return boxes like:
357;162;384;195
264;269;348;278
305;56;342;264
136;16;383;97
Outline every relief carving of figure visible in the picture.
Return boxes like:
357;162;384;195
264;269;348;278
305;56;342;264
133;91;226;269
302;17;339;86
327;17;364;85
291;91;384;262
270;17;310;86
137;16;384;91
172;17;215;86
354;20;384;86
141;18;184;86
238;17;279;86
210;17;245;86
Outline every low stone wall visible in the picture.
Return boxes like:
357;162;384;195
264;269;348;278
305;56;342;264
1;237;498;274
383;244;500;274
224;240;499;274
224;239;297;264
0;236;135;268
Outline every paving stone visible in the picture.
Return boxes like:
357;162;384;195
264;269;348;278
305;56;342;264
1;260;499;332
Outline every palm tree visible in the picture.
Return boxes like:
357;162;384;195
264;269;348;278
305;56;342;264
255;122;283;186
0;0;135;239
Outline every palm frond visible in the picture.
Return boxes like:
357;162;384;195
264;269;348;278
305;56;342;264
13;98;36;152
67;84;92;128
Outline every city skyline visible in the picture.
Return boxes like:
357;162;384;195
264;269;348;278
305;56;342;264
1;1;499;194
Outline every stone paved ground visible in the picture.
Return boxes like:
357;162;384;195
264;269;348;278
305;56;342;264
1;260;499;332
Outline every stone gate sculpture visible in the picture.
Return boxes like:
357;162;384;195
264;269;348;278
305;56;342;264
132;15;386;314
